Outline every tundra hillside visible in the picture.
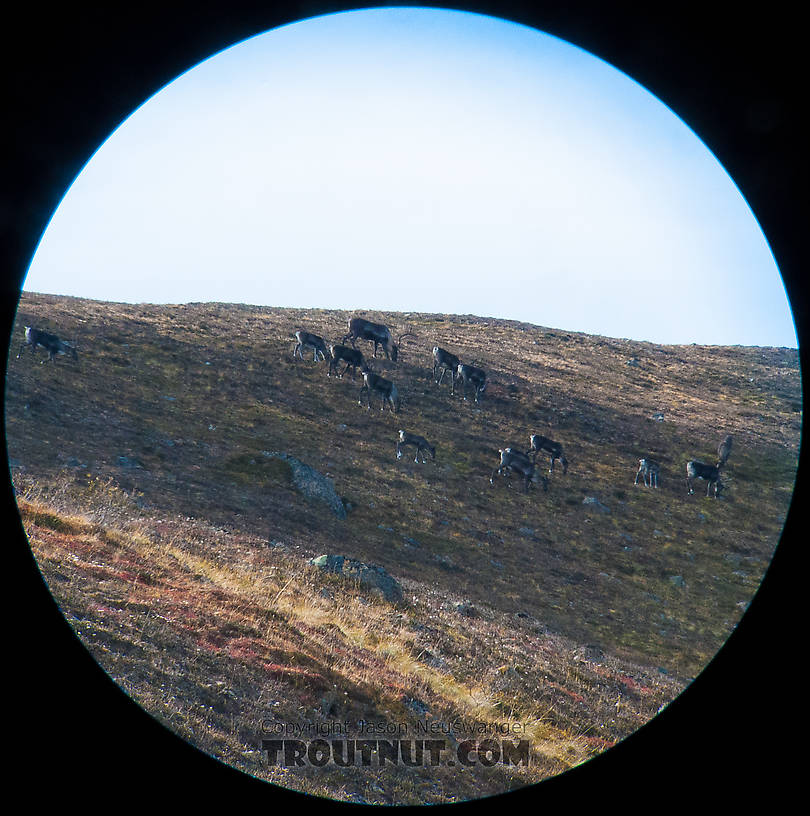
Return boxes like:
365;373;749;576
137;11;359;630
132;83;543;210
5;292;801;804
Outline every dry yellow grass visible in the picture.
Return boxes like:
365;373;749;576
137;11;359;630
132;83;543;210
18;486;680;803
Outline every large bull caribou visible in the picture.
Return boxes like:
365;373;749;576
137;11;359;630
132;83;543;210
343;317;413;362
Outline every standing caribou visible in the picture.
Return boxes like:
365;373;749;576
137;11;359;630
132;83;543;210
343;317;412;362
359;364;400;413
527;434;568;474
456;363;487;403
686;460;723;497
635;458;660;488
396;430;435;463
293;330;328;362
490;448;547;493
686;436;732;498
328;344;365;380
432;347;460;392
18;326;78;363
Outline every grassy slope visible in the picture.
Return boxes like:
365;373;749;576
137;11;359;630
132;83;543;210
5;292;801;803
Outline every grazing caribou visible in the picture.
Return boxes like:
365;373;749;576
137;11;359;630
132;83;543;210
456;363;487;403
344;317;412;362
634;458;660;488
490;448;547;493
527;434;568;474
328;344;365;380
717;434;733;467
686;460;722;497
396;430;435;463
17;326;78;363
359;364;400;413
432;346;460;392
293;330;328;362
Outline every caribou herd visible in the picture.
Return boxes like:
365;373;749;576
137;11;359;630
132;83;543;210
17;316;735;499
285;315;735;499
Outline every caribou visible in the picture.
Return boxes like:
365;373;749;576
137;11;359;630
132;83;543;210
328;344;365;380
432;346;460;392
396;430;435;463
527;434;568;474
634;458;660;488
293;330;328;362
686;460;722;497
359;364;400;413
343;317;413;362
490;448;548;493
17;326;78;363
456;363;487;403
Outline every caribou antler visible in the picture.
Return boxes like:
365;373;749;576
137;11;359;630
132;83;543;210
397;326;416;345
392;327;416;363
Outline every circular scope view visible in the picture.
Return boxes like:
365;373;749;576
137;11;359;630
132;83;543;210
5;7;800;806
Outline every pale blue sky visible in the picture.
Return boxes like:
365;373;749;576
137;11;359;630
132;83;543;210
22;7;797;347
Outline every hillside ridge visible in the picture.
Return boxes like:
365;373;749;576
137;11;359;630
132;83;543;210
5;292;801;803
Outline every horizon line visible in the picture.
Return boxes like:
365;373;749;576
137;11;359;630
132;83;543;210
15;289;801;351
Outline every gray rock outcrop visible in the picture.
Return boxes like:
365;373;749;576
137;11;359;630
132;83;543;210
262;451;346;519
309;555;403;603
